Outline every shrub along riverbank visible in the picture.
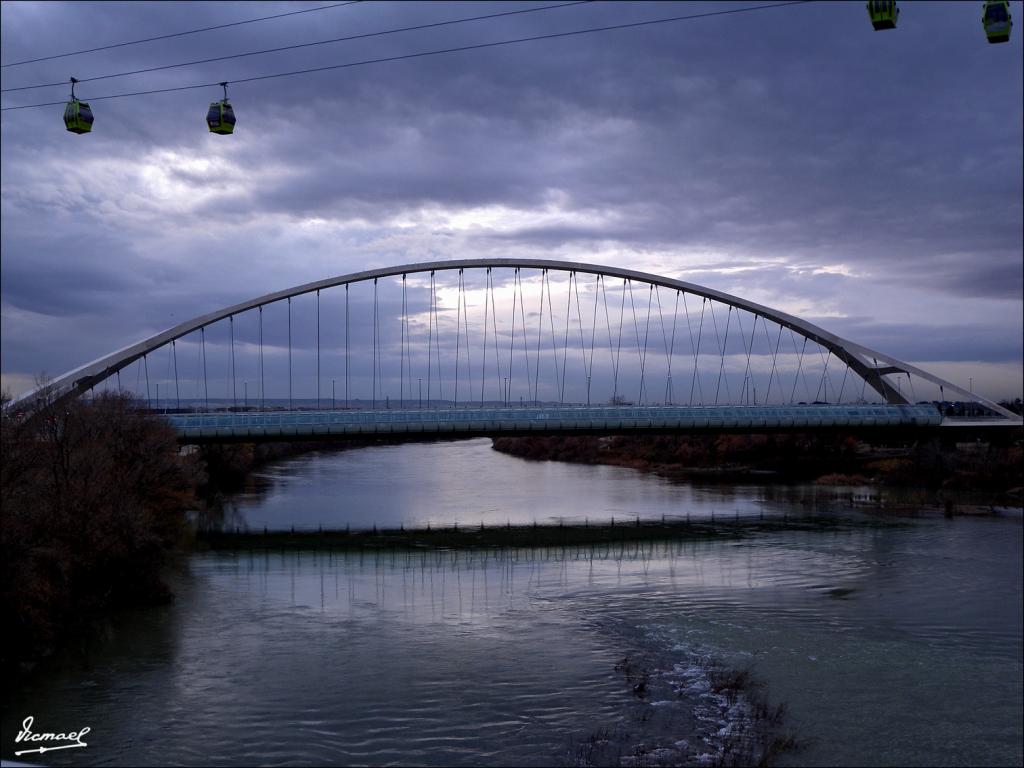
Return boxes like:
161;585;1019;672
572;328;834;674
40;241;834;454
491;432;1023;495
1;392;200;677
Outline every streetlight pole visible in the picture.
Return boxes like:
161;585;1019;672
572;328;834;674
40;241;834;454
332;379;336;410
419;378;422;409
244;381;248;410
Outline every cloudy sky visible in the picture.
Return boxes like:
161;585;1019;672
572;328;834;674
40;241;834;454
2;0;1021;404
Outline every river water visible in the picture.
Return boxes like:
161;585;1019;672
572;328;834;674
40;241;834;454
3;439;1022;766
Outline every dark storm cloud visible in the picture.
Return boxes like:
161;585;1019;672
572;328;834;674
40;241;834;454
910;253;1024;300
818;317;1024;365
2;1;1021;398
3;260;144;317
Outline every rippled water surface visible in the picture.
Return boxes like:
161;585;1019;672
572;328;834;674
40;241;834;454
3;440;1021;767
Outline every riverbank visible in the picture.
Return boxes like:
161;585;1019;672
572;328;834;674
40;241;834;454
491;433;1024;495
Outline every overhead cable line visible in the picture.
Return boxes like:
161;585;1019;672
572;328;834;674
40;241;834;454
2;1;592;93
1;1;362;68
1;1;810;111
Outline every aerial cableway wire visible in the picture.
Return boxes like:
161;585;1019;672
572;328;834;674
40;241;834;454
1;1;363;68
1;1;812;111
3;1;593;93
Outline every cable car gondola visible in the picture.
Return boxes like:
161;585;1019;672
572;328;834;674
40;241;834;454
63;77;93;134
206;81;236;135
867;0;899;31
982;0;1012;44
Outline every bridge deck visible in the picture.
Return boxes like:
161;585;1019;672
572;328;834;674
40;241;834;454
166;403;945;441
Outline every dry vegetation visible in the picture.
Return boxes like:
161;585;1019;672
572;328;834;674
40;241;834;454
493;432;1023;492
1;390;200;675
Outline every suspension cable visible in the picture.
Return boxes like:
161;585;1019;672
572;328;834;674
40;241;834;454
433;271;443;404
813;342;833;403
401;274;407;408
455;269;463;407
667;290;680;405
201;325;209;411
489;268;503;404
573;271;588;406
481;269;490;406
815;349;832;402
653;285;670;403
427;272;435;407
690;298;706;406
172;339;180;410
546;270;563;403
462;269;472;409
836;358;851;404
613;279;626;403
709;302;725;405
345;284;350;409
229;315;236;410
288;297;293;410
627;280;641;399
508;269;518;407
372;278;378;409
258;306;264;408
560;272;573;405
518;268;532;407
742;310;757;405
636;284;654;405
316;290;321;409
534;269;546;405
733;309;751;405
788;331;808;403
762;317;783;404
587;274;599;406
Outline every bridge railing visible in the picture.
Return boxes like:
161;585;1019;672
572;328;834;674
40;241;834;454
166;403;947;440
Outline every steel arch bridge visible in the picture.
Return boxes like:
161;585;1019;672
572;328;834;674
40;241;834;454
8;259;1020;440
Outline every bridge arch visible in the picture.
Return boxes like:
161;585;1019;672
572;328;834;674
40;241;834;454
8;258;1017;420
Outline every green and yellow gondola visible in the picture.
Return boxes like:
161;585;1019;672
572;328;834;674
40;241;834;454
982;0;1012;43
207;81;236;135
867;0;899;31
63;77;93;134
